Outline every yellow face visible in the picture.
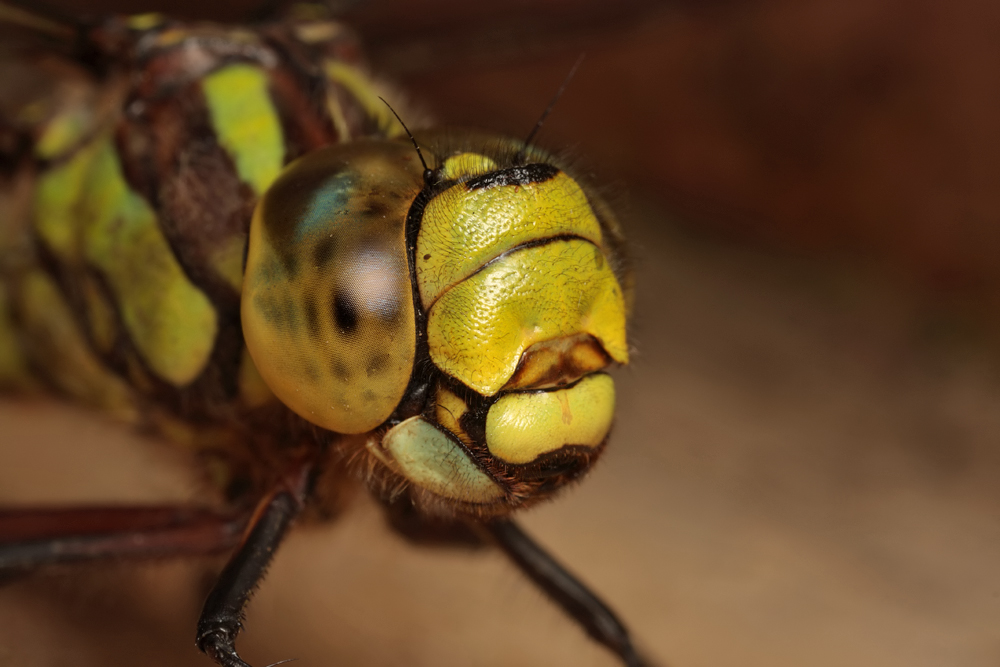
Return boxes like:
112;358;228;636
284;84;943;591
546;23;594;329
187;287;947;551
243;132;630;515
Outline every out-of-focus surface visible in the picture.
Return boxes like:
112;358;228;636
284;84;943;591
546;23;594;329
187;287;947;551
3;0;1000;666
388;0;1000;301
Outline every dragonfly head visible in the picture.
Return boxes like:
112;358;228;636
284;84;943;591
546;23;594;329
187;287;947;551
242;131;630;516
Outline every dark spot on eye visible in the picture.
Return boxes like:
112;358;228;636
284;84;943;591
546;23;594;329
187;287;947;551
362;389;377;402
254;294;280;324
423;253;431;261
284;301;300;330
366;352;391;377
304;296;319;337
304;362;320;382
333;290;358;334
331;357;350;381
257;294;296;331
363;199;390;218
282;253;299;276
313;236;337;267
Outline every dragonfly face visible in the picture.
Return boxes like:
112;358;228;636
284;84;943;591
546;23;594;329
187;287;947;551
243;130;630;514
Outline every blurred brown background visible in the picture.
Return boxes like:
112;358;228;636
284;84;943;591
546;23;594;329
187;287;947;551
2;1;1000;666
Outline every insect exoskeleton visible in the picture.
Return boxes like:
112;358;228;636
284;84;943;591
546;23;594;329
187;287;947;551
242;130;630;515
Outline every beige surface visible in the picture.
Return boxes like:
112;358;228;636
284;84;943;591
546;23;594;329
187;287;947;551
1;200;1000;667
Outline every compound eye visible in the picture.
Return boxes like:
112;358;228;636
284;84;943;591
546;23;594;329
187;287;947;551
241;143;424;434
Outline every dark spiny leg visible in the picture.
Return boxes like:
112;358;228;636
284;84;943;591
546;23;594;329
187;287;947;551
0;506;247;579
196;459;314;667
486;519;650;667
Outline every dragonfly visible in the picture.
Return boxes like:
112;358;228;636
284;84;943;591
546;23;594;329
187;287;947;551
0;2;646;665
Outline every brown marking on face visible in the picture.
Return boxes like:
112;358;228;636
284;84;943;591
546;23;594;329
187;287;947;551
503;334;612;391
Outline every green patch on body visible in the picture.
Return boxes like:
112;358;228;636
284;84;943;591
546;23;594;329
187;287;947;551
35;106;93;160
211;235;248;292
35;141;96;259
324;61;402;140
203;64;285;195
33;136;218;387
18;270;135;419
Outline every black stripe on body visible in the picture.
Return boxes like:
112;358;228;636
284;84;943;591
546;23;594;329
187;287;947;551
464;163;559;190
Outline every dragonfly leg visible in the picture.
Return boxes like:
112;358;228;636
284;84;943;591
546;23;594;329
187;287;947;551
0;505;248;579
485;519;651;667
196;457;314;667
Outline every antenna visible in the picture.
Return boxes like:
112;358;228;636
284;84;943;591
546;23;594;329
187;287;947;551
0;0;81;42
379;97;435;185
522;53;586;150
